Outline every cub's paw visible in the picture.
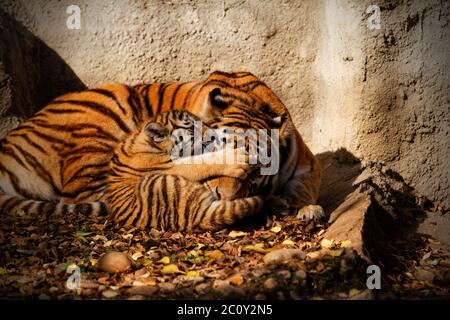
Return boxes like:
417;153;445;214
296;205;325;221
224;163;250;180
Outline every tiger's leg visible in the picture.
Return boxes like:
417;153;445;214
193;195;264;232
169;146;250;182
273;145;324;221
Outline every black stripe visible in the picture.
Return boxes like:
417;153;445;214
156;83;170;114
49;100;131;134
126;86;143;125
181;82;202;109
142;85;153;117
11;143;60;196
2;146;27;167
170;83;185;109
210;71;253;79
30;120;120;143
89;88;127;114
9;133;48;154
64;162;109;186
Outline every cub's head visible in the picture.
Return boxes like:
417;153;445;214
115;110;202;169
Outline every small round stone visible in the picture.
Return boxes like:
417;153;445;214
98;251;131;273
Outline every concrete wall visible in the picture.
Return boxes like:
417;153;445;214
0;0;448;205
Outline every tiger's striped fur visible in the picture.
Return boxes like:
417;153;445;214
105;110;263;231
0;70;321;221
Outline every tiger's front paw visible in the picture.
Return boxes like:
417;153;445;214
296;205;325;221
224;163;250;180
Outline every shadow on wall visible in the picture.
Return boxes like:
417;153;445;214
316;148;362;214
0;9;85;119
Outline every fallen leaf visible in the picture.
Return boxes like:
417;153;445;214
131;252;143;261
243;245;268;254
282;239;295;246
54;261;71;274
74;231;94;238
205;250;224;261
348;288;360;297
227;273;244;286
320;239;334;249
270;226;282;233
92;235;108;242
161;264;182;274
421;252;431;261
186;271;200;278
122;234;134;240
0;267;8;275
427;238;440;244
228;230;247;238
158;256;171;264
328;249;344;257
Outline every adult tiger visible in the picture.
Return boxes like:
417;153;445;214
135;71;323;220
0;71;321;220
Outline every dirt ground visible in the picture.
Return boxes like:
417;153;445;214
1;154;448;300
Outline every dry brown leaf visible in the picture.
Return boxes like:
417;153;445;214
227;273;244;286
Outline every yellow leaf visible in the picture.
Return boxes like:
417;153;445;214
321;239;334;249
0;267;8;275
228;230;247;238
328;249;344;257
227;273;244;286
270;226;282;233
122;234;133;240
186;271;200;278
282;239;295;246
188;250;200;257
206;250;224;261
161;264;182;274
428;238;440;244
349;288;360;297
243;245;268;254
158;256;171;264
92;235;108;242
131;252;143;261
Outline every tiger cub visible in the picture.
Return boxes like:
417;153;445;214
105;110;264;232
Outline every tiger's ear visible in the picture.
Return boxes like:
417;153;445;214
144;122;168;142
209;88;228;109
198;87;228;123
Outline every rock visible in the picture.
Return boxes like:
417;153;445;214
277;270;291;279
414;269;435;283
212;279;244;298
195;282;209;294
98;251;132;273
127;295;146;300
254;293;267;300
102;289;119;299
263;249;306;264
158;282;176;292
294;270;307;280
126;286;158;297
263;278;278;290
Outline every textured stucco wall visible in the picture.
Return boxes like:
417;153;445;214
0;0;448;205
